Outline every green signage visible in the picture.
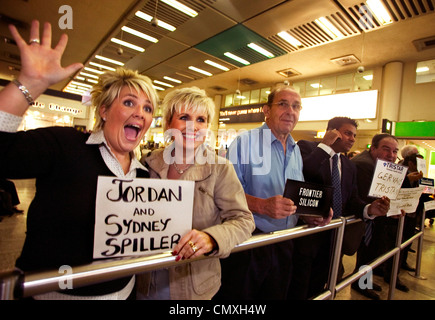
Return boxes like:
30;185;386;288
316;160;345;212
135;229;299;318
395;121;435;137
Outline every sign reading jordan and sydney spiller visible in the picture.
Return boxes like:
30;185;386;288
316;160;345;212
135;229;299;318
93;177;194;259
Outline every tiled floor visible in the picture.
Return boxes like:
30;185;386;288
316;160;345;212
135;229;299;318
1;178;434;300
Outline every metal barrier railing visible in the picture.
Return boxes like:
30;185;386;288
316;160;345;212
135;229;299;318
0;210;427;300
316;210;427;300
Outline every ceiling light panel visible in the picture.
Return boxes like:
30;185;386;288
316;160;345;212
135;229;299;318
195;24;286;67
341;0;426;31
160;0;198;17
224;52;250;66
188;66;213;76
163;76;182;83
89;62;116;71
247;43;275;58
204;60;230;71
135;0;207;32
84;67;105;74
95;55;124;66
315;17;345;40
110;38;145;52
135;11;176;31
366;0;393;25
153;80;174;87
277;31;303;48
121;26;158;43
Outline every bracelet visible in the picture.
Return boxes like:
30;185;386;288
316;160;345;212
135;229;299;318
12;79;34;105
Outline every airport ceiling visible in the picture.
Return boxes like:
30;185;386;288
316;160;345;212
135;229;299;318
1;0;435;98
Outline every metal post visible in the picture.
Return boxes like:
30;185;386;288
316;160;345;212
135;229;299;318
326;216;346;300
387;214;405;300
410;209;427;280
0;270;22;300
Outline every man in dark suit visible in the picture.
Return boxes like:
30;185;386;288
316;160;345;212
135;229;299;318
288;117;390;300
351;133;409;296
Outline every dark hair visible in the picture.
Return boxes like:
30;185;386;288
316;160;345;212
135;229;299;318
326;117;358;130
371;133;398;148
403;153;423;166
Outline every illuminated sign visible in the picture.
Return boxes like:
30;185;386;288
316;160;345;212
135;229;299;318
219;104;264;123
299;90;378;121
30;100;83;116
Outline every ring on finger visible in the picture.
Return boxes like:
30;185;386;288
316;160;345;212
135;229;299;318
188;240;198;253
29;39;40;45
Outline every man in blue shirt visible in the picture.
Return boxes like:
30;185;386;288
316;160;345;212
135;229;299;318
214;85;330;300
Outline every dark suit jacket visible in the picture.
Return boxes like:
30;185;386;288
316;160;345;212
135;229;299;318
350;149;376;204
297;140;367;254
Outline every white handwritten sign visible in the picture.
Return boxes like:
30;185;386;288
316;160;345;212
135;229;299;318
416;157;427;177
93;176;194;259
368;160;408;200
387;187;424;216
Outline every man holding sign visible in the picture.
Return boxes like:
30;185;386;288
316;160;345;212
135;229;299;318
289;117;389;300
351;133;409;296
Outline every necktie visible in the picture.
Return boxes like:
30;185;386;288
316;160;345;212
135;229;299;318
331;154;342;218
364;219;374;246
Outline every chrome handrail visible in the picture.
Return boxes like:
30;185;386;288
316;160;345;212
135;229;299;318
1;217;345;299
0;211;428;300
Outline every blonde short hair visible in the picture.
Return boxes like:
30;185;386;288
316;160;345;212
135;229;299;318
91;68;159;132
161;87;215;132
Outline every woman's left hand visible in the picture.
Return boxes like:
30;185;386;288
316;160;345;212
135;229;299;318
173;229;217;261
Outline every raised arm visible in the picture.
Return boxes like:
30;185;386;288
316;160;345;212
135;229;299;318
0;20;83;116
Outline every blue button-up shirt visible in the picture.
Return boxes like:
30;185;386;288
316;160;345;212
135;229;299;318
227;123;304;233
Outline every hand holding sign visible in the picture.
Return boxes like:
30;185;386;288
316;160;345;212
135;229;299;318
367;196;391;217
262;195;297;219
283;179;333;218
368;160;408;200
302;208;333;227
387;187;424;217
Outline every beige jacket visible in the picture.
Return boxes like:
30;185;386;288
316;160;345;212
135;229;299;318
137;146;254;300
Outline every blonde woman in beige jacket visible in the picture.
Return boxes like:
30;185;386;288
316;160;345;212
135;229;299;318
137;87;255;300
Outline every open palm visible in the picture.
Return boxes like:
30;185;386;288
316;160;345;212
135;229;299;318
9;20;83;89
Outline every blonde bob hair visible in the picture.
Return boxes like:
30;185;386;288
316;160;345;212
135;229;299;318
162;86;215;132
91;68;159;132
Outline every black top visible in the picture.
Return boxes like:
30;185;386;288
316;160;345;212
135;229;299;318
0;127;149;296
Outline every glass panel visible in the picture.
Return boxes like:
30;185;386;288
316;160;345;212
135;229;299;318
416;59;435;84
241;91;250;105
336;73;353;94
320;76;335;95
250;89;260;104
224;94;233;107
354;70;373;91
260;87;270;103
306;79;320;97
293;81;305;97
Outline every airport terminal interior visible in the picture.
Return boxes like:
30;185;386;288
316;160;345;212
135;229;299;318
1;0;435;300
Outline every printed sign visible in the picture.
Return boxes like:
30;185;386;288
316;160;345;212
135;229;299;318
93;176;194;259
283;179;333;218
387;187;424;216
419;177;434;194
368;160;408;200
